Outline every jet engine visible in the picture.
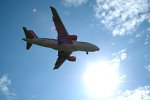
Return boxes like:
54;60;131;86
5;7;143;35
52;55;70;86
67;56;76;61
68;35;77;40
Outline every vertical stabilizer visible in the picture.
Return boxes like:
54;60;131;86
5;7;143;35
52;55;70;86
22;27;38;50
23;27;33;39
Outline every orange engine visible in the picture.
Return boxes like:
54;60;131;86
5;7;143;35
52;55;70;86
67;56;76;61
68;35;77;40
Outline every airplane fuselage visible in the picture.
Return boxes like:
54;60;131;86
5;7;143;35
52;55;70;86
22;38;99;52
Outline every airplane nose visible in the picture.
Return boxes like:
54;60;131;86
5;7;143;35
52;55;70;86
96;46;100;51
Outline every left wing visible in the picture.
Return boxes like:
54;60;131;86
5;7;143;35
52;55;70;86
50;6;73;45
53;51;72;70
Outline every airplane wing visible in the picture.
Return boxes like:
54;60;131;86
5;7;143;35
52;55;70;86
50;6;73;45
53;51;72;70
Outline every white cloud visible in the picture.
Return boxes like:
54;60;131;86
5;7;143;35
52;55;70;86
116;86;150;100
112;58;120;63
0;75;11;95
120;75;126;80
145;54;150;62
94;0;150;36
145;41;148;45
109;49;127;69
63;0;88;7
112;42;115;45
0;74;17;100
136;31;144;38
121;53;127;60
145;34;150;45
136;34;142;38
120;75;126;83
119;49;127;61
30;94;37;100
146;65;150;72
128;39;134;44
111;57;120;69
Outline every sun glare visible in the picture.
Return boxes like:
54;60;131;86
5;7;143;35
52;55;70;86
84;61;119;98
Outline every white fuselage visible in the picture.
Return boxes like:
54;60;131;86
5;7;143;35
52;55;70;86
22;38;99;52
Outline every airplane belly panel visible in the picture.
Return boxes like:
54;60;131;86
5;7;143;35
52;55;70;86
73;41;97;52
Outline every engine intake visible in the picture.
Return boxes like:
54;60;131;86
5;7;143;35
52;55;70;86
67;56;76;61
68;35;77;41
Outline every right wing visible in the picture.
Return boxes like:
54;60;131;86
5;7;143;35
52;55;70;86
53;51;72;70
50;6;73;45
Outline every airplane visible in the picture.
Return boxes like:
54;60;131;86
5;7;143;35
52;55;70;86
22;6;100;70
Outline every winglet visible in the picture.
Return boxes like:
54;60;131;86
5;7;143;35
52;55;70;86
50;6;55;10
53;67;57;70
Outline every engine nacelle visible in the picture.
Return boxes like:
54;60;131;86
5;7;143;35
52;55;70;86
68;35;77;41
67;56;76;61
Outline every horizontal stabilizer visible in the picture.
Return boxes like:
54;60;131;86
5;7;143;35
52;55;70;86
26;42;32;50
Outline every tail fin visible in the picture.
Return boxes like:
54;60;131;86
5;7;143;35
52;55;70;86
28;30;38;38
23;27;38;39
22;27;38;50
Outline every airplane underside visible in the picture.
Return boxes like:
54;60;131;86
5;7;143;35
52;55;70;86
22;38;99;52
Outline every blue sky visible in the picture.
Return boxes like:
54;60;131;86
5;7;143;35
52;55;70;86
0;0;150;100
